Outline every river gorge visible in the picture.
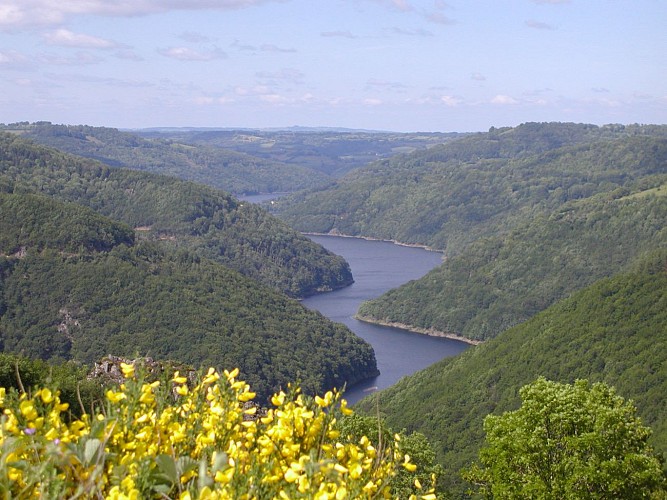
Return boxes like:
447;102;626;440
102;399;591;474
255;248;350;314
302;235;470;404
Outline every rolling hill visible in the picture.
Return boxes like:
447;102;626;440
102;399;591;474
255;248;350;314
1;122;329;195
0;131;352;298
0;192;378;401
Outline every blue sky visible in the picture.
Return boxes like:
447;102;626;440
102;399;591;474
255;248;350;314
0;0;665;132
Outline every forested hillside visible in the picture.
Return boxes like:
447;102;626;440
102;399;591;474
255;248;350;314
277;122;667;339
358;186;667;340
0;132;352;297
356;250;667;496
1;122;329;195
0;192;378;401
277;123;667;253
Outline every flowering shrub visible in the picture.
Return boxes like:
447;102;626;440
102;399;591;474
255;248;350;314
0;363;437;499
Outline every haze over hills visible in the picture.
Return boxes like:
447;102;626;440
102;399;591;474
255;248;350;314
0;191;378;401
1;122;329;195
0;131;352;298
276;122;667;340
136;127;461;178
1;122;459;191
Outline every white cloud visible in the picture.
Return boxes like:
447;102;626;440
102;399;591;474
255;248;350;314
367;0;413;12
440;95;461;106
0;0;281;29
389;27;433;37
260;43;296;53
192;95;237;105
320;30;358;39
364;98;383;106
491;94;518;105
43;29;118;48
425;12;455;25
256;68;304;83
525;19;556;30
43;72;153;87
158;46;226;61
366;78;409;91
259;93;289;104
0;49;27;64
470;72;486;81
178;31;211;43
114;49;143;61
13;77;32;86
235;85;272;96
41;51;104;66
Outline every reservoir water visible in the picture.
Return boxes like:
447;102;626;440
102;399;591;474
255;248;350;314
239;194;470;405
302;235;469;404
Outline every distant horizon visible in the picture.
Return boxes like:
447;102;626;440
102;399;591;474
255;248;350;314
5;119;667;136
1;1;664;132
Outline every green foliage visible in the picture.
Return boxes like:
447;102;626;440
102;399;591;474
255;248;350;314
275;122;667;340
0;242;377;403
0;131;352;297
0;192;134;254
356;251;667;496
277;123;667;252
336;413;444;498
0;353;104;418
464;378;665;498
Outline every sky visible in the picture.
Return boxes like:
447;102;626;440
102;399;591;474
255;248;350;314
0;0;665;132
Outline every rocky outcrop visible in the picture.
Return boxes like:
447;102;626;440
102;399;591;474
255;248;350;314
87;355;196;386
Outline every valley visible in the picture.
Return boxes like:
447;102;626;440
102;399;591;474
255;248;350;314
0;121;665;497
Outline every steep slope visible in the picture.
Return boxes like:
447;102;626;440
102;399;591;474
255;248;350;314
0;192;378;401
358;186;667;341
276;122;667;338
0;132;352;297
356;250;667;496
277;123;667;253
2;122;329;194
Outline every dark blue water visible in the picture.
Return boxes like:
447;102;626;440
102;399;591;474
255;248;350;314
303;235;469;404
239;194;470;404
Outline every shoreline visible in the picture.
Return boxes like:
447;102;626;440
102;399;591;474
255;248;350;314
303;231;444;254
354;314;483;346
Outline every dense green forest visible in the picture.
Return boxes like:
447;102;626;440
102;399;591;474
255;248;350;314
0;132;352;298
356;250;667;496
0;192;134;254
358;186;667;340
0;192;378;401
1;122;329;195
277;123;667;253
276;122;667;338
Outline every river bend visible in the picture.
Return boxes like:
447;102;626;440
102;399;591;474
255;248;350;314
302;235;469;404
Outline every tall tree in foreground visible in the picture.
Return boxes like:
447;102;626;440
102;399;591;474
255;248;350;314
464;377;665;499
